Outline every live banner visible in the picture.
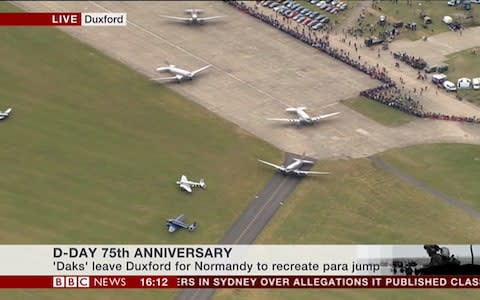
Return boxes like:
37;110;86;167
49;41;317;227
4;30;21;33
0;245;478;289
0;12;126;26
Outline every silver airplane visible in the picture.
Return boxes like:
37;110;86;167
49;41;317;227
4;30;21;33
258;155;329;176
176;175;206;193
160;9;225;25
151;62;210;83
0;108;12;121
166;214;197;233
267;106;340;125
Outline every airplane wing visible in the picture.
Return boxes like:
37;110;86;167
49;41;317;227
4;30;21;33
0;108;12;117
180;183;192;193
267;118;302;124
311;112;341;122
198;16;225;21
191;65;210;77
294;170;329;175
160;15;192;22
155;67;170;72
150;76;178;82
176;214;185;222
258;159;285;171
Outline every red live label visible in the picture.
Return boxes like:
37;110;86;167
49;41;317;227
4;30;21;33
0;12;81;26
51;13;79;25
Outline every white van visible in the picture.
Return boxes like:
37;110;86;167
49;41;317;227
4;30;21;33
473;78;480;90
432;74;447;84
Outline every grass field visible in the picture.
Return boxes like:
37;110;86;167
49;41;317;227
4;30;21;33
0;2;282;299
378;143;480;211
213;144;480;300
444;48;480;104
342;96;414;126
353;0;480;41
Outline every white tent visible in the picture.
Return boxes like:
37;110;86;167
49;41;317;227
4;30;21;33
442;16;453;24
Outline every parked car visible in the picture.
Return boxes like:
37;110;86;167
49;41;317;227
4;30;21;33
293;14;302;21
310;0;320;4
296;16;306;22
312;23;324;30
262;0;272;7
309;20;320;27
473;78;480;89
317;1;326;7
302;18;312;25
288;11;298;18
457;78;472;89
448;0;461;6
443;80;457;92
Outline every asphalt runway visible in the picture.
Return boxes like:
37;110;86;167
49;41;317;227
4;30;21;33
176;152;316;300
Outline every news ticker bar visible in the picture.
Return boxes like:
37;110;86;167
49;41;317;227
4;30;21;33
1;276;480;289
0;12;126;26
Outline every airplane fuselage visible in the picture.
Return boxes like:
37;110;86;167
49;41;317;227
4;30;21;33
283;160;303;173
296;110;313;124
167;67;192;77
168;220;187;228
177;179;200;186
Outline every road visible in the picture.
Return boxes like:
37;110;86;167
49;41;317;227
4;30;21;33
176;152;316;300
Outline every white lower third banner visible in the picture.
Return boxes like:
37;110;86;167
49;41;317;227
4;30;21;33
0;245;478;276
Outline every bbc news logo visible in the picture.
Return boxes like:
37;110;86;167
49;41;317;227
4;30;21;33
53;276;90;288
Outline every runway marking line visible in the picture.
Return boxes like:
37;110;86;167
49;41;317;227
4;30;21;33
233;176;289;244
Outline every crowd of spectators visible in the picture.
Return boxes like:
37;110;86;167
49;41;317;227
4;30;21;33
360;84;423;117
393;52;427;70
360;84;479;123
225;0;480;124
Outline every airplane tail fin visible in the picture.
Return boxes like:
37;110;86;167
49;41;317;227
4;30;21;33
296;152;314;164
286;106;306;112
199;179;206;189
4;108;12;115
188;222;197;232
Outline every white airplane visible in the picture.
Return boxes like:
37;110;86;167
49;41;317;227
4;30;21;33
0;108;12;120
176;175;206;193
160;9;224;25
258;155;329;176
151;62;210;83
267;107;340;125
166;214;197;233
